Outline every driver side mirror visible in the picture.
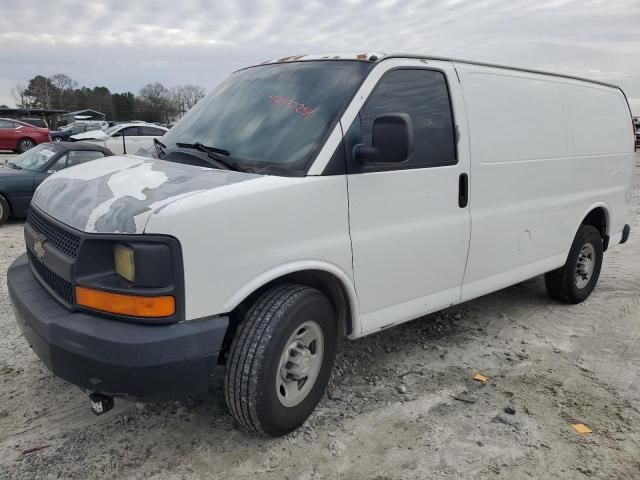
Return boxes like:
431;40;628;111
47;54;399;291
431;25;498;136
354;113;414;165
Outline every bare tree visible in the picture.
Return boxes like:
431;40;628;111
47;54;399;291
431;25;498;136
49;73;78;109
10;83;27;108
171;84;206;117
137;82;176;123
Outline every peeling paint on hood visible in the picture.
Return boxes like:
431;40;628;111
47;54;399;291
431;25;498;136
32;155;260;234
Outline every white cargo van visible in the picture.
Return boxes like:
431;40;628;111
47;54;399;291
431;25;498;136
8;53;634;437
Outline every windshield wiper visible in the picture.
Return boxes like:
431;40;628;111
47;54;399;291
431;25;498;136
175;142;244;172
154;138;166;158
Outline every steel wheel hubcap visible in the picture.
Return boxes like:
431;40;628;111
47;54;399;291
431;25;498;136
276;320;324;407
575;243;595;289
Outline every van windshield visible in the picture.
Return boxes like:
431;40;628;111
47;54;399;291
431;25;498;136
161;61;372;175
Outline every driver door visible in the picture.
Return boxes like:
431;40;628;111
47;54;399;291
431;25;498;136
344;60;472;333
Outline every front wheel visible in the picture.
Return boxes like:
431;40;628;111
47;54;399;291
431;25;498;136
0;195;9;226
224;284;337;437
17;138;36;153
545;225;603;304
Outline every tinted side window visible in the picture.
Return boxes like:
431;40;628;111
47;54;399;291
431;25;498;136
0;120;14;129
347;69;456;170
123;127;139;137
67;150;105;167
139;127;165;136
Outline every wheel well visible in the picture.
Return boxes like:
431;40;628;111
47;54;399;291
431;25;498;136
0;192;12;214
581;207;608;249
219;270;353;364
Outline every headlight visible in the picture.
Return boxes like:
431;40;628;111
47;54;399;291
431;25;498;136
114;244;135;282
74;237;182;322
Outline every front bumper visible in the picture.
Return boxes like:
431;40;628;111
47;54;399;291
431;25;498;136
8;253;228;401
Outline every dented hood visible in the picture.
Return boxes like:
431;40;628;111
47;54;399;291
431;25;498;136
32;155;260;234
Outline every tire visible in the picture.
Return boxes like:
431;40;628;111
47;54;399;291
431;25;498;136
225;284;338;437
53;137;62;142
0;195;9;226
17;138;36;153
545;225;603;304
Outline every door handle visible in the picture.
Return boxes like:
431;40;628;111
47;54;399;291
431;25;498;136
458;173;468;208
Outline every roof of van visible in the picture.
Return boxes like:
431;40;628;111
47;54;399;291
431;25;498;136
258;52;619;89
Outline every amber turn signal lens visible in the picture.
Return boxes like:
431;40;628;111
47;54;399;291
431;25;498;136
75;286;175;318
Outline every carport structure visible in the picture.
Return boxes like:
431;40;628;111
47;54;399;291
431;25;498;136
0;107;67;129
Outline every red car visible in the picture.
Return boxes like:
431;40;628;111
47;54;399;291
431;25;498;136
0;118;51;153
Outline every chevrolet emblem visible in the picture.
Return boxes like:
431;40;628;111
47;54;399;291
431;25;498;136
33;239;46;261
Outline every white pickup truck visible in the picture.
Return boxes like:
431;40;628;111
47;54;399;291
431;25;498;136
8;53;634;437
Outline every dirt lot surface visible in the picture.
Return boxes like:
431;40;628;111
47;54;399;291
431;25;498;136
0;153;639;480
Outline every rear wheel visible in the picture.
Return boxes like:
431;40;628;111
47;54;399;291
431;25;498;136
0;195;9;226
17;138;36;153
545;225;603;304
224;284;338;437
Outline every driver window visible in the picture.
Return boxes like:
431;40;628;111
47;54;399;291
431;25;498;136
67;150;104;167
48;154;68;172
346;68;457;172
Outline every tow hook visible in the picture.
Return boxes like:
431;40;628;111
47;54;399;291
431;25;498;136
89;393;115;415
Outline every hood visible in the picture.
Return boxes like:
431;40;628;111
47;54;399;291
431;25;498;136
0;164;33;177
32;155;261;234
70;129;108;140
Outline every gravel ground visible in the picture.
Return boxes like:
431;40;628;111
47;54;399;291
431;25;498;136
0;153;639;480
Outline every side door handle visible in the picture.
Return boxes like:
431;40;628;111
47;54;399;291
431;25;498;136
458;173;469;208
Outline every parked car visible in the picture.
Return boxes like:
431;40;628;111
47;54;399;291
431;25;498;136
70;123;168;155
0;118;51;153
51;122;107;142
7;53;634;437
20;117;49;129
0;142;112;225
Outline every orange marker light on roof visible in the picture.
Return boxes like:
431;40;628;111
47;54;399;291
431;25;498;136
75;286;175;318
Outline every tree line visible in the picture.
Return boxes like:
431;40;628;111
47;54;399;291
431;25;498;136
10;74;206;124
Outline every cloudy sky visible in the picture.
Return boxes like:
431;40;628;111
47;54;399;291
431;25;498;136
1;0;639;114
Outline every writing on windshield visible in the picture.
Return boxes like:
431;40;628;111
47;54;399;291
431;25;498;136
268;94;315;119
